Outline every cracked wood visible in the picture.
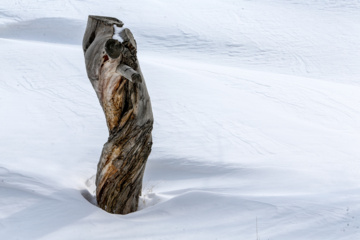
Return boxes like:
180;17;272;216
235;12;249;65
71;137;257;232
82;15;153;214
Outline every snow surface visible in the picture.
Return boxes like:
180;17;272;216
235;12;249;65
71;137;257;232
1;0;360;239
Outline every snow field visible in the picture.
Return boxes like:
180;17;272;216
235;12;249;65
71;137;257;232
1;0;360;239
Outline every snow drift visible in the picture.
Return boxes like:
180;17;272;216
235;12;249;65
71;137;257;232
0;0;359;239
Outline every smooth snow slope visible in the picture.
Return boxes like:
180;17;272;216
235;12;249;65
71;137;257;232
1;1;360;239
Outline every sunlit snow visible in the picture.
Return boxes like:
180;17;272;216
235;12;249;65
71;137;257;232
0;1;360;239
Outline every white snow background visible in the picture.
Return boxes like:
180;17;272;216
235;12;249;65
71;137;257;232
1;0;360;239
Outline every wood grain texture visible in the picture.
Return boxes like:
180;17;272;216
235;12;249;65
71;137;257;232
82;15;153;214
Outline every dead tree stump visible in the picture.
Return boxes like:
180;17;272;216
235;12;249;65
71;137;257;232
82;15;153;214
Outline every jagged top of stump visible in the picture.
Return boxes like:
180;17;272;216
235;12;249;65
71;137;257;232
88;15;124;27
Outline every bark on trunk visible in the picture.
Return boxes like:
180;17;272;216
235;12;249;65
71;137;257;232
82;15;153;214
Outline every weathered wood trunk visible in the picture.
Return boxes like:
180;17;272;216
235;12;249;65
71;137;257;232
82;15;153;214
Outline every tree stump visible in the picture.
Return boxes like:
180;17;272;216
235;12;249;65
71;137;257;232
82;15;153;214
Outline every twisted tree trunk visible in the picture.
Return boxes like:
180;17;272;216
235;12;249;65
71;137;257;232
82;15;153;214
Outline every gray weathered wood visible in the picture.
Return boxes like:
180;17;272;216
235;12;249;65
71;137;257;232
82;15;153;214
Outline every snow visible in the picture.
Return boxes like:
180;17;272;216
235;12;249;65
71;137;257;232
113;25;124;42
1;0;360;239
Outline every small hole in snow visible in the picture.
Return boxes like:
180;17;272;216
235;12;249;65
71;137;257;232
80;189;98;206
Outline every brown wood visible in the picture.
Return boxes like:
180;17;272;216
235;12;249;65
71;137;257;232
82;15;153;214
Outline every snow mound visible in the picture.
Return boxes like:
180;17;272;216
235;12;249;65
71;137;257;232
1;0;360;240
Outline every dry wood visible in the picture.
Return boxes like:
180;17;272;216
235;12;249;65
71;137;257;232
82;15;153;214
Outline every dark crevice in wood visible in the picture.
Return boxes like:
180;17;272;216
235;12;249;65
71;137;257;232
100;55;109;68
84;31;96;53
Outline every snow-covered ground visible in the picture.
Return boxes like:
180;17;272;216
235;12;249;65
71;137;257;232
1;1;360;239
